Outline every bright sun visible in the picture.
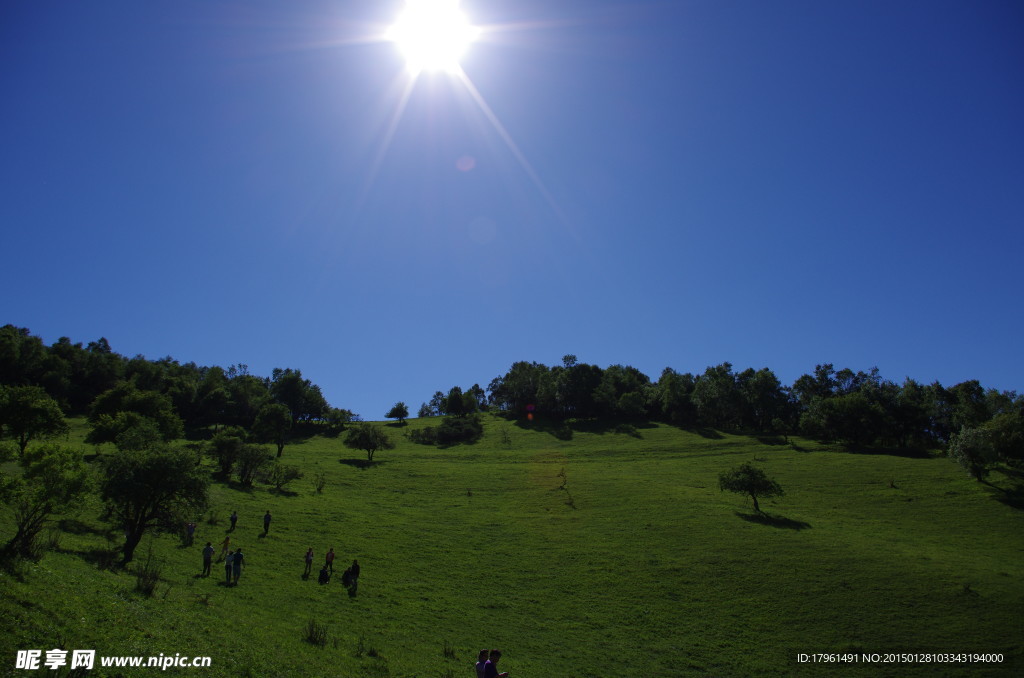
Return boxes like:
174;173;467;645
387;0;479;74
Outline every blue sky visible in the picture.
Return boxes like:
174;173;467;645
2;0;1022;418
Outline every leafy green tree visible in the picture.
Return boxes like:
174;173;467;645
984;412;1024;466
270;368;328;424
417;402;432;418
87;382;183;443
236;444;272;487
207;427;247;479
2;444;91;559
692;363;741;429
101;444;208;563
0;385;70;457
718;462;784;513
267;461;304;492
446;387;466;417
428;391;446;416
385;401;409;425
254;403;292;457
325;407;356;435
343;424;394;462
947;427;998;481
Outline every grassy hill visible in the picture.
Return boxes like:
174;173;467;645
2;415;1022;677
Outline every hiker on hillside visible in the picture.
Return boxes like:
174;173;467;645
201;542;214;577
318;565;330;585
263;510;272;535
350;559;360;581
232;548;244;584
218;536;231;561
325;547;335;573
185;521;196;546
224;550;234;584
304;547;314;577
475;649;489;678
483;650;509;678
229;511;238;531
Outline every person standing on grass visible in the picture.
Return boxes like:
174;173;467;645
185;521;196;546
224;550;234;584
232;547;244;585
263;510;272;535
318;564;330;585
229;511;238;531
350;559;360;581
325;547;335;573
218;536;231;561
304;547;314;577
475;649;489;678
484;650;509;678
202;542;214;577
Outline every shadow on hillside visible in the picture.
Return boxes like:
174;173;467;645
735;511;812;530
510;415;657;441
842;445;935;459
755;435;789;446
690;427;724;439
384;422;408;428
991;484;1024;511
338;458;386;470
269;488;300;497
62;546;121;571
58;519;107;536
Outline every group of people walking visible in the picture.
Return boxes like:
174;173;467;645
306;546;360;591
197;510;359;592
475;650;509;678
201;540;245;585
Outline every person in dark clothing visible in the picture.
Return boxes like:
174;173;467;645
201;542;214;577
263;511;272;535
483;650;509;678
304;547;314;577
229;511;238;531
232;548;244;584
318;565;330;585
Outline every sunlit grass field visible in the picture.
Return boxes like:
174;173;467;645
2;415;1022;676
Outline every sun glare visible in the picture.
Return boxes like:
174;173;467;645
387;0;479;74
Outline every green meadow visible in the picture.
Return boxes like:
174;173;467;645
2;415;1022;677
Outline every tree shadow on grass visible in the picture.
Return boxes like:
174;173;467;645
58;519;107;536
990;484;1024;511
61;546;121;571
338;459;386;470
269;488;300;498
735;511;812;530
842;445;935;459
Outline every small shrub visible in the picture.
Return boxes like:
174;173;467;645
305;618;329;646
267;462;304;491
436;415;483;445
409;427;439;445
313;472;327;493
442;639;456;659
134;550;162;597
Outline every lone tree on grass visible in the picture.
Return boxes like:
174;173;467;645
947;427;998;481
719;462;784;513
101;444;208;563
385;401;409;425
343;423;394;462
254;403;292;457
0;386;70;458
2;444;91;559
